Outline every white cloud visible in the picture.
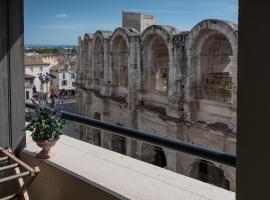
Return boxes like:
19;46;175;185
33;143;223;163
128;9;194;14
55;13;67;18
39;24;85;30
38;22;118;31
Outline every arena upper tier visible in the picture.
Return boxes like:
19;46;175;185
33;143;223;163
76;11;237;191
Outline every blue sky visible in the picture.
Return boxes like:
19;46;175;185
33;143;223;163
24;0;238;46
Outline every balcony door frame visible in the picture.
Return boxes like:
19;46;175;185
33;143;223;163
0;0;25;152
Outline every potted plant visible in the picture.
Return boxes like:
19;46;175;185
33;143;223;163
25;73;65;159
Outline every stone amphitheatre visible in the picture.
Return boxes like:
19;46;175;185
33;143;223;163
76;11;237;191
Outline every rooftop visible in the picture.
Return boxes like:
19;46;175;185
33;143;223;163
25;74;35;79
24;56;49;66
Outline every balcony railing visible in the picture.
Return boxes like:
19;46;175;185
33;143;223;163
25;102;236;167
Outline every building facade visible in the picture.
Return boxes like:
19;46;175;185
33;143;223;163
50;63;77;95
24;74;35;102
24;55;51;94
76;12;237;191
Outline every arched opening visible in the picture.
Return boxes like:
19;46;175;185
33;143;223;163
190;160;230;190
111;35;128;87
82;38;89;75
141;143;167;168
191;32;233;103
142;34;169;93
111;123;126;155
93;37;104;83
111;135;126;155
93;112;101;146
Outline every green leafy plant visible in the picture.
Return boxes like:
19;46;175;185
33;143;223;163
25;105;65;141
26;72;65;141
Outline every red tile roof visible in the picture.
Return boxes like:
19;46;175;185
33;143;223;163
24;56;49;66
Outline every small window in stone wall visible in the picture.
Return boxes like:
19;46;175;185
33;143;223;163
62;80;67;86
26;91;30;100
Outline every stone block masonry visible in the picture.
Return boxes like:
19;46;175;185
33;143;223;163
76;11;237;191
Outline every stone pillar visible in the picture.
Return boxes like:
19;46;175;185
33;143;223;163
103;39;110;82
168;41;176;97
101;39;111;96
126;138;132;157
87;41;93;89
102;109;112;149
229;55;237;132
128;36;139;110
102;131;111;149
137;141;143;160
164;149;177;172
108;44;113;96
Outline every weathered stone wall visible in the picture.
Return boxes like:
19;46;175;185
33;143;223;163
75;16;238;191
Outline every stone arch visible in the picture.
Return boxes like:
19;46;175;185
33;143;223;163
92;31;112;84
219;164;236;191
141;143;167;168
83;33;92;43
141;25;178;94
82;34;93;76
186;19;238;103
190;159;230;190
110;28;139;87
93;33;105;83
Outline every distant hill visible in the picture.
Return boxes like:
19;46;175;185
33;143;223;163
25;45;77;49
24;46;78;55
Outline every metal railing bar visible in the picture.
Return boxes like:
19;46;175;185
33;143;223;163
0;163;18;172
25;102;236;167
0;171;30;184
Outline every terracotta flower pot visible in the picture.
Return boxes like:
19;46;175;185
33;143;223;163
35;140;57;159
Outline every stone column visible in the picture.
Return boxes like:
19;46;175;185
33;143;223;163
101;39;110;96
229;55;237;132
164;149;177;172
136;141;143;160
128;37;139;110
126;138;132;157
87;41;93;89
168;41;176;97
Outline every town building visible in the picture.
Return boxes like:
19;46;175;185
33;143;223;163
24;55;51;94
76;11;237;191
24;74;35;101
41;54;59;66
50;61;77;96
